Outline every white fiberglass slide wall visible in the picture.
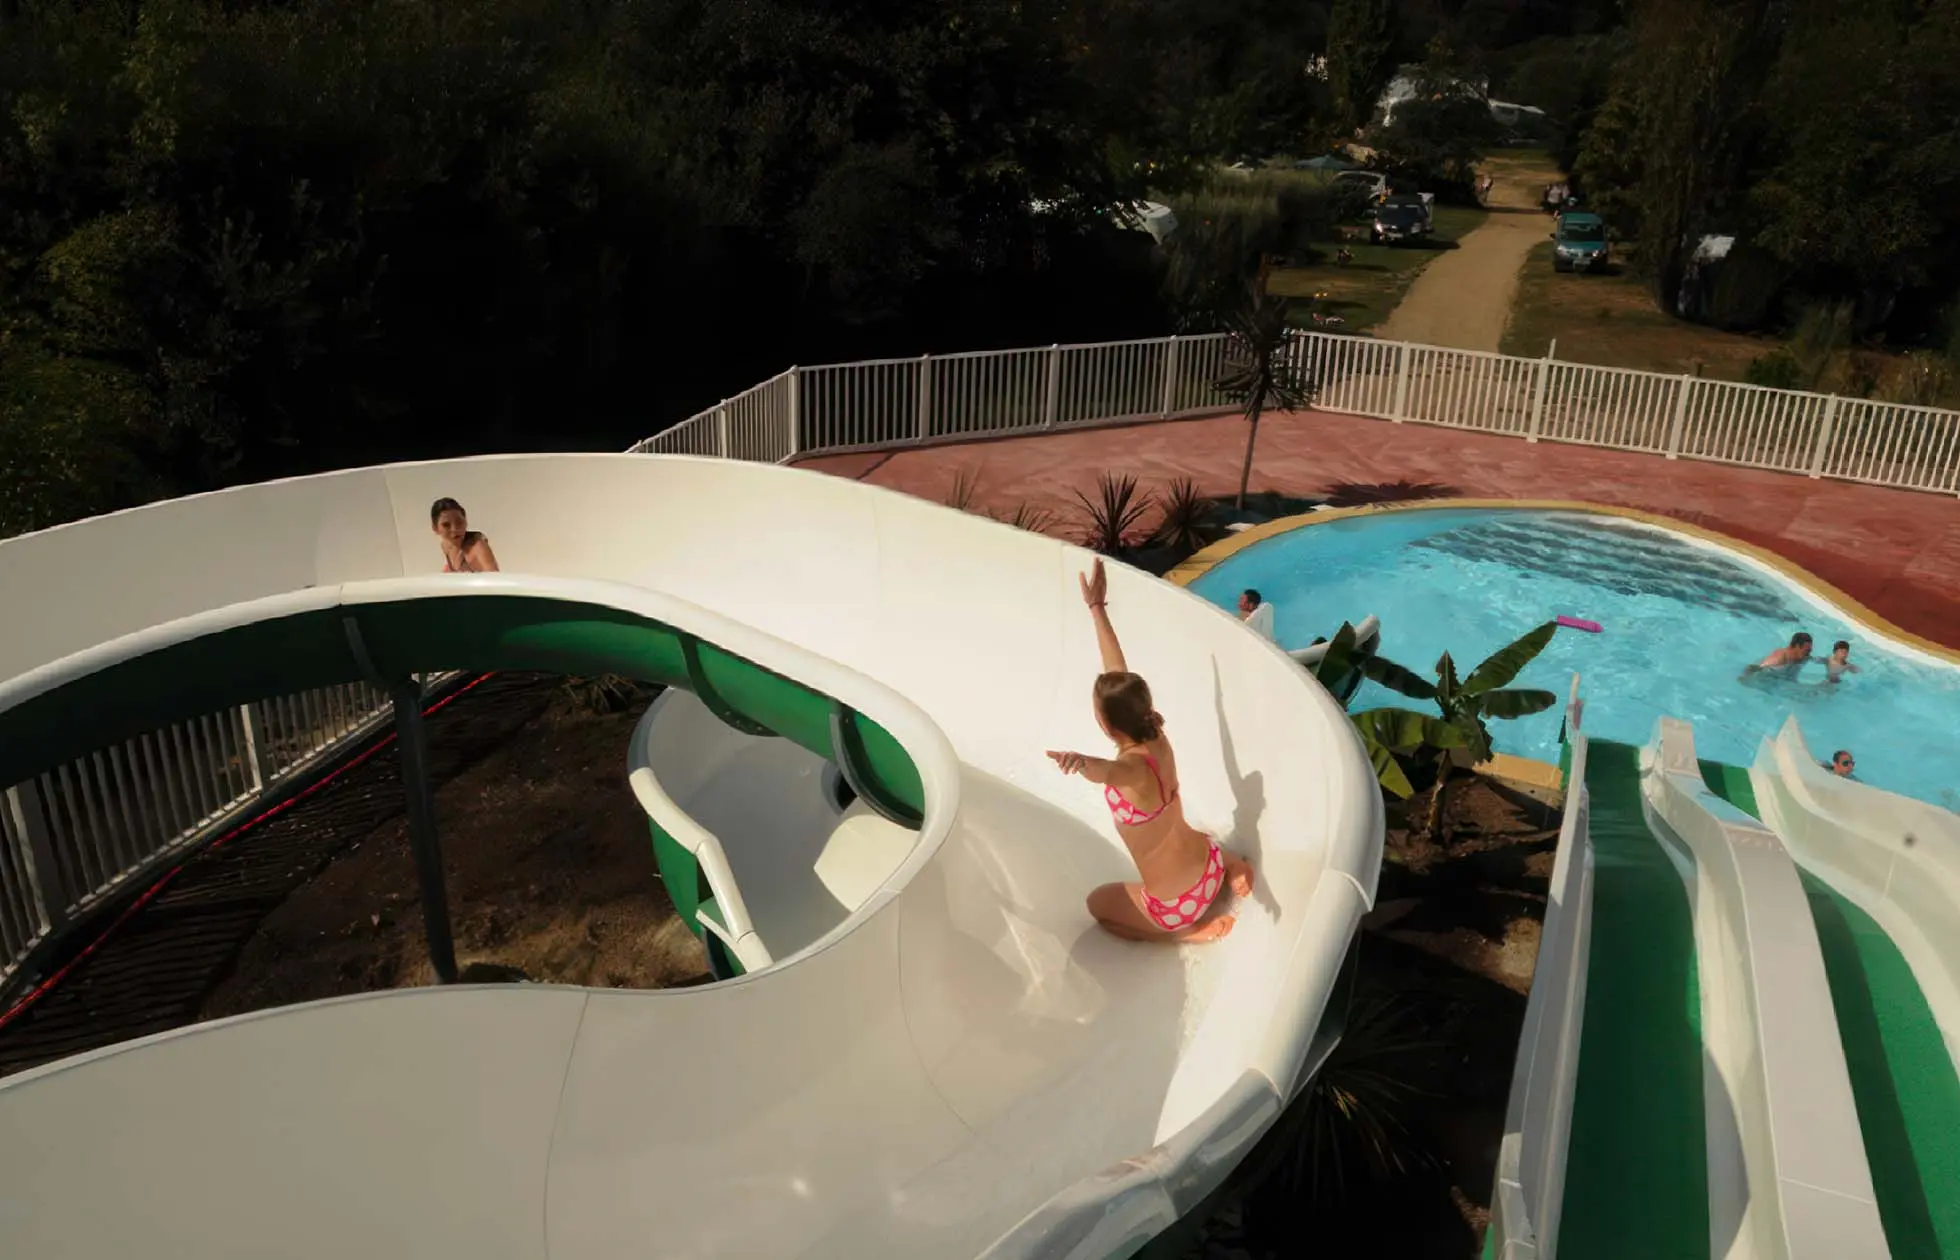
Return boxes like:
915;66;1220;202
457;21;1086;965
1752;717;1960;1065
0;454;1381;1260
1489;692;1593;1260
1641;719;1887;1260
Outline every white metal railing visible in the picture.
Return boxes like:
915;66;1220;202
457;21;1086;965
637;330;1960;496
1490;680;1593;1260
0;676;448;989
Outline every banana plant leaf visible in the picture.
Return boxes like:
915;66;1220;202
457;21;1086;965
1315;622;1357;678
1462;621;1557;696
1359;653;1436;700
1361;731;1416;799
1352;706;1465;752
1480;687;1558;718
1435;651;1460;710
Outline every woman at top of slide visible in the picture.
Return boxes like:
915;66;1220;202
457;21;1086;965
1047;558;1255;943
430;497;500;573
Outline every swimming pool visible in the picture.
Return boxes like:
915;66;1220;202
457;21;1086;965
1190;508;1960;809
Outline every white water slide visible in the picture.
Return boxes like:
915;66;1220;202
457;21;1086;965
0;455;1381;1260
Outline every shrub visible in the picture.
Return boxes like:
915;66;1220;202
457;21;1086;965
1073;472;1155;554
1745;349;1801;391
998;502;1057;534
1151;476;1210;553
942;466;982;511
561;674;645;715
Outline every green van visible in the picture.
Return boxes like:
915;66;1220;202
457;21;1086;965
1552;211;1609;273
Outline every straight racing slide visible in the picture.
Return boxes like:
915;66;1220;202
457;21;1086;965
1749;720;1960;1259
0;454;1382;1260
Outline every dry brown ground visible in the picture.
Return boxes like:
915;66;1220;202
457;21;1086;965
205;682;709;1017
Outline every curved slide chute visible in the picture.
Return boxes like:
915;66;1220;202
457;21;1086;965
0;454;1382;1260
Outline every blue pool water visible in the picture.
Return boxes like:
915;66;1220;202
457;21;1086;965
1191;508;1960;809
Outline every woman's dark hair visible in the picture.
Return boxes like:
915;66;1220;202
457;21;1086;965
430;497;465;524
1094;671;1164;744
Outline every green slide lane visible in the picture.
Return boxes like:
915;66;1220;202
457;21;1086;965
0;596;923;816
1557;740;1710;1260
0;594;929;956
1700;765;1960;1260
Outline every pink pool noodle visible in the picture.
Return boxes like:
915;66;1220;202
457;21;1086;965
1556;615;1603;633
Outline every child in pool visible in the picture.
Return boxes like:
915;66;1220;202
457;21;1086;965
1825;640;1861;685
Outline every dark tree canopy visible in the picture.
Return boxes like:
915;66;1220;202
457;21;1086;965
16;0;1960;536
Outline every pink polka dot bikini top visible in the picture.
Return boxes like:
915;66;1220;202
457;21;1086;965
1106;754;1178;827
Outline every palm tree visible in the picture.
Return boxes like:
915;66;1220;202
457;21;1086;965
1215;271;1319;509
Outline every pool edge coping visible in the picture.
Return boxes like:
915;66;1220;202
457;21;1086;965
1163;497;1960;667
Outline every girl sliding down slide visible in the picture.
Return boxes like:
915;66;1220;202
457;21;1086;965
1048;559;1255;943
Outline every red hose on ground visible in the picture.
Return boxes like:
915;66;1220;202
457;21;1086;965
0;674;493;1036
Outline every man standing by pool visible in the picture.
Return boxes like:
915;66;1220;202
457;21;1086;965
1743;632;1812;679
1238;589;1276;643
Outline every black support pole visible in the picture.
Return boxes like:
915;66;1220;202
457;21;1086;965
389;678;457;983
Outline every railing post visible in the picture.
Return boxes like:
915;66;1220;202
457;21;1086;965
5;780;69;935
1526;353;1551;442
1043;344;1062;428
1664;375;1694;459
915;354;933;441
1389;342;1411;422
388;678;457;984
715;403;731;459
786;367;801;459
1160;335;1179;418
1806;394;1841;478
238;702;274;792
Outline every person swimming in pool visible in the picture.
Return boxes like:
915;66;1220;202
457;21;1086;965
430;497;500;573
1238;588;1277;642
1824;640;1862;685
1742;631;1812;680
1047;558;1255;943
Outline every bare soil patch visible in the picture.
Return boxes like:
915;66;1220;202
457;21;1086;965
204;679;707;1018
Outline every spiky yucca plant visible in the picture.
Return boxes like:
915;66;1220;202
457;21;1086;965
999;501;1057;534
1152;476;1211;553
1072;472;1155;554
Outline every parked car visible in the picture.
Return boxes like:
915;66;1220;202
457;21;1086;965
1552;211;1609;273
1331;169;1390;202
1371;195;1432;245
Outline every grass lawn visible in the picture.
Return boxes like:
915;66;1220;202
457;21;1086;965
1501;242;1776;381
1267;203;1489;334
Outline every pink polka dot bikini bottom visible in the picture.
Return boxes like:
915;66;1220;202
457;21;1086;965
1143;840;1224;931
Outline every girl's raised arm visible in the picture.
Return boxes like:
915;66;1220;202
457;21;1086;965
1080;559;1128;674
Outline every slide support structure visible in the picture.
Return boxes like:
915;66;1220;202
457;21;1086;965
389;677;458;984
829;701;924;829
678;632;777;738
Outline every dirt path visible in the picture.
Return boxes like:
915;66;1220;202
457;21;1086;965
1375;157;1561;351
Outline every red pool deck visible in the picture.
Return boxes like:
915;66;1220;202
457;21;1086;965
796;408;1960;652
